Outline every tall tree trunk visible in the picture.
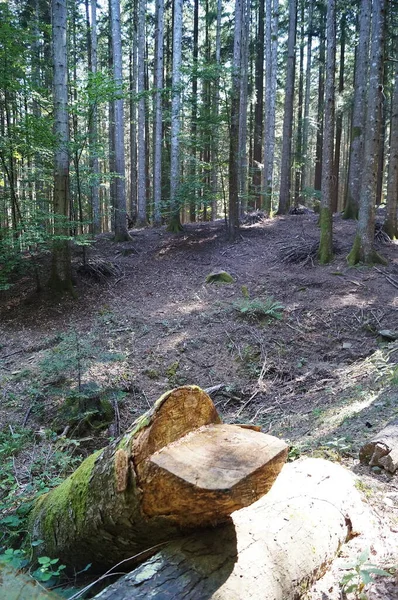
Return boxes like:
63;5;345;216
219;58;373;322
294;0;305;207
252;0;264;209
86;0;100;235
129;0;138;222
331;12;345;213
277;0;297;215
168;0;183;232
318;0;336;264
210;0;222;221
314;2;326;193
228;0;244;240
111;0;130;241
137;0;147;227
238;0;250;216
48;0;73;293
344;0;371;219
263;0;278;215
347;0;387;265
153;0;164;226
301;0;313;195
189;0;199;223
384;59;398;239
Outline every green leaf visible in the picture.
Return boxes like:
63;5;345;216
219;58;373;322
38;556;51;565
360;570;373;585
358;548;370;564
364;566;391;577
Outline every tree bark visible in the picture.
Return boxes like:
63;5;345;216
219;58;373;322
263;0;278;215
384;56;398;239
252;0;264;209
277;0;297;214
301;0;313;195
94;458;371;600
110;0;130;241
344;0;371;220
29;386;287;572
136;0;147;227
153;0;164;227
347;0;387;265
318;0;335;264
48;0;73;294
314;3;326;193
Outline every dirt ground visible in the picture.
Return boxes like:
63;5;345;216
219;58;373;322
0;211;398;598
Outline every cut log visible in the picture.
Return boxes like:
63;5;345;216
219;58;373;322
0;564;57;600
29;386;287;572
94;458;372;600
359;419;398;473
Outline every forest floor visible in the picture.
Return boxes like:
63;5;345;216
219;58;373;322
0;210;398;598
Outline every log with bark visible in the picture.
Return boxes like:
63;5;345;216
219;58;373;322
359;419;398;473
94;458;372;600
29;386;287;572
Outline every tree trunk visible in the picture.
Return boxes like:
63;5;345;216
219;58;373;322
331;12;345;213
136;0;147;227
347;0;387;266
314;3;326;193
252;0;264;209
210;0;222;221
344;0;371;220
263;0;279;215
129;0;138;222
29;386;287;572
301;0;313;195
360;419;398;473
86;0;100;235
318;0;335;264
110;0;130;241
294;0;304;207
153;0;164;227
384;57;398;239
94;458;371;600
167;0;183;232
277;0;297;215
48;0;73;294
228;0;244;240
238;0;250;215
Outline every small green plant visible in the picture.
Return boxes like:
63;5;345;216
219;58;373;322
32;555;66;584
232;297;284;322
325;437;352;456
340;548;391;599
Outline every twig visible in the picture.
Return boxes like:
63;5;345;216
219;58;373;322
0;349;23;360
235;390;259;418
204;384;226;395
22;406;33;428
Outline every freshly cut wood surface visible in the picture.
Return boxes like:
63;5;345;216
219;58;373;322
95;458;371;600
359;419;398;473
29;386;287;571
140;424;288;525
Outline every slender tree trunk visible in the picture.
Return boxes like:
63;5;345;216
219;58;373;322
238;0;250;215
129;0;138;222
137;0;147;226
189;0;199;223
331;12;345;213
253;0;264;208
344;0;371;219
384;59;398;239
314;2;326;193
168;0;183;232
263;0;278;215
318;0;336;264
294;0;305;207
153;0;164;226
228;0;244;240
277;0;297;215
301;0;313;195
210;0;222;221
48;0;73;293
111;0;130;241
86;0;100;234
347;0;387;265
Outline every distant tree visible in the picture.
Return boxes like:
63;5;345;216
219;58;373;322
110;0;130;241
153;0;164;226
277;0;297;215
348;0;387;265
318;0;336;264
137;0;147;227
301;0;313;194
48;0;73;293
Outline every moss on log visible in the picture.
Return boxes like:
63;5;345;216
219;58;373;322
29;386;287;572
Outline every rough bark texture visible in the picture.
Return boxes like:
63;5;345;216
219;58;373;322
263;0;278;215
137;0;147;227
347;0;386;265
277;0;296;214
344;0;371;220
318;0;335;264
359;419;398;473
153;0;163;226
29;386;287;572
94;458;370;600
301;0;313;194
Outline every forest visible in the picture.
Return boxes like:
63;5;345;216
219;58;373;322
0;0;398;598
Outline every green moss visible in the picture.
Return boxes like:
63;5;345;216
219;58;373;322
342;198;358;220
347;235;388;266
32;449;102;551
347;234;361;266
352;126;362;139
206;271;234;284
